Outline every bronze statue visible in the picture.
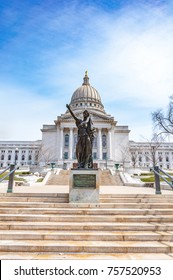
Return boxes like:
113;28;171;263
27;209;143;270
66;104;95;168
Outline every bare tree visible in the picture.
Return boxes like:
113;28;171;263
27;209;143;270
129;142;143;168
142;134;164;167
119;145;130;171
131;153;138;168
152;95;173;136
36;144;54;167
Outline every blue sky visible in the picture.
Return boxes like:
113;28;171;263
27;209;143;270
0;0;173;141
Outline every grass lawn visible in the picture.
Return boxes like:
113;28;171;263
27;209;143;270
0;172;25;181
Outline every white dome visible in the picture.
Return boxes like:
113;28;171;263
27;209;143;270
69;72;105;112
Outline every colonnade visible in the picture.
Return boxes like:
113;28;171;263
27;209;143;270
59;127;113;160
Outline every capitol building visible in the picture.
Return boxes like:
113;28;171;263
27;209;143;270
0;72;173;170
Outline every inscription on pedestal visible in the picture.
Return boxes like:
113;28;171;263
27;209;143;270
73;174;96;188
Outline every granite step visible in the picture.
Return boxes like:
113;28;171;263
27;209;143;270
0;193;68;197
99;194;173;198
0;240;172;253
0;193;172;202
1;214;173;223
1;196;173;203
100;198;173;203
1;202;173;209
0;221;173;231
1;252;173;260
0;197;69;203
0;193;173;258
1;193;172;198
0;207;173;215
0;230;172;241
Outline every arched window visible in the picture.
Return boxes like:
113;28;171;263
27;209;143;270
64;134;69;147
8;155;11;161
22;155;25;161
102;135;107;148
1;155;4;160
28;155;32;160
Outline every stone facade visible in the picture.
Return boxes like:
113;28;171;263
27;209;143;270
0;140;41;167
129;141;173;169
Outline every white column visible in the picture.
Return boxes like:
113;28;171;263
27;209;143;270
108;129;112;159
11;150;15;164
32;149;36;164
98;129;102;159
69;128;73;159
18;150;22;164
4;150;8;165
60;128;63;160
25;149;29;164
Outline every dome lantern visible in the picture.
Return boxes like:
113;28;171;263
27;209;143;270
82;70;90;85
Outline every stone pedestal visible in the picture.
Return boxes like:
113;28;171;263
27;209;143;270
69;169;100;203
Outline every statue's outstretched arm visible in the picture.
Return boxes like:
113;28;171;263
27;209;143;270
66;104;78;121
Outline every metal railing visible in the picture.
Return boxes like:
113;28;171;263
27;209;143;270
150;166;173;195
0;164;18;193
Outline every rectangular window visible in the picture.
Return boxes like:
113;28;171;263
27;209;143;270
102;135;107;148
64;152;68;159
93;152;97;159
103;152;107;160
64;134;69;147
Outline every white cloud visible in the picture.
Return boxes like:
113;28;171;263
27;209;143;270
0;82;66;140
1;1;173;140
37;2;173;109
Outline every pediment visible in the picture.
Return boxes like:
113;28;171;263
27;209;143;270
90;112;114;121
57;110;115;123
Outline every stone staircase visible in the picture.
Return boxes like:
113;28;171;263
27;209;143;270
46;169;123;186
100;170;123;185
46;170;70;185
0;193;173;259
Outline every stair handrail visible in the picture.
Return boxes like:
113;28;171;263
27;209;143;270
151;166;173;195
0;164;18;193
0;166;10;183
0;165;10;175
159;168;173;184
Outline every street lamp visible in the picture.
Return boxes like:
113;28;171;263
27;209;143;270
115;163;120;171
15;148;19;165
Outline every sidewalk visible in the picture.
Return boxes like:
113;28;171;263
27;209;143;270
0;182;172;194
